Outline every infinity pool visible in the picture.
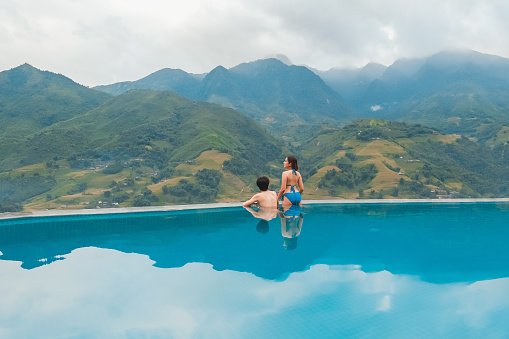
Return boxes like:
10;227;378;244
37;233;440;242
1;203;509;338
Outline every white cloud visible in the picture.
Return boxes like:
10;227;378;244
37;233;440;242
1;0;509;85
371;105;383;112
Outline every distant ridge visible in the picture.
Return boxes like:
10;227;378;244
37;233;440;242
263;54;293;65
316;50;509;139
94;68;205;97
93;57;357;136
91;49;509;139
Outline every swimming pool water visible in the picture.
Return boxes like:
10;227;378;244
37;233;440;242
1;203;509;338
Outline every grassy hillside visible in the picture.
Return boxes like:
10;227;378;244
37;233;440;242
298;119;509;200
0;90;282;169
0;64;111;138
0;89;285;211
5;116;509;212
3;147;283;213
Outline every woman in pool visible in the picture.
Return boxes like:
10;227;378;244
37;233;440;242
277;156;304;206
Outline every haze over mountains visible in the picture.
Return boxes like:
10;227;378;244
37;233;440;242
3;49;509;211
318;50;509;138
94;50;509;140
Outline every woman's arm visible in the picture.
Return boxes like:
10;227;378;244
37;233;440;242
277;172;287;201
298;173;304;193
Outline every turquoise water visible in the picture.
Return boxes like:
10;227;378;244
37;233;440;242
1;203;509;338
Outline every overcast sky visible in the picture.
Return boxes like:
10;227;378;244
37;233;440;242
1;0;509;86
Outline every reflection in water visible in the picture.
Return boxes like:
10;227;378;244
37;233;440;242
244;206;278;221
2;204;509;283
1;249;509;338
256;219;269;234
244;206;278;234
244;205;305;249
279;205;303;250
2;203;509;337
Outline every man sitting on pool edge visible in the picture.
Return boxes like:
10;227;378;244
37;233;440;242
243;176;278;209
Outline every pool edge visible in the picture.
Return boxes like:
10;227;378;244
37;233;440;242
2;198;509;220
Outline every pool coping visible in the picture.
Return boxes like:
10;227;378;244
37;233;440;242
2;198;509;220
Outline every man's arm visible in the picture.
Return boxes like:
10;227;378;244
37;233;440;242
243;193;260;207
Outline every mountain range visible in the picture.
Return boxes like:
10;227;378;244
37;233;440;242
317;50;509;139
94;50;509;141
95;58;357;139
3;50;509;211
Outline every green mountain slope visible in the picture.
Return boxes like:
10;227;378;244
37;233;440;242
0;64;111;138
0;89;282;169
94;58;357;139
93;68;204;97
298;119;509;199
213;58;356;122
7;55;509;212
0;89;284;211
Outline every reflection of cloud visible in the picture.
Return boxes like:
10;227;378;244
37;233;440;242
451;278;509;328
371;104;383;112
1;248;508;338
378;295;392;311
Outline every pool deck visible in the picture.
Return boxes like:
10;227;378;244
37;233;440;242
2;198;509;220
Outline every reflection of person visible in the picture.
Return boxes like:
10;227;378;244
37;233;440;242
277;156;304;207
244;207;276;234
245;206;277;234
243;176;278;209
244;206;278;221
256;219;269;234
279;205;304;250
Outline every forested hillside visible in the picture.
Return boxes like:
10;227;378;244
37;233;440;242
0;64;111;138
297;119;509;200
4;54;509;213
0;69;285;212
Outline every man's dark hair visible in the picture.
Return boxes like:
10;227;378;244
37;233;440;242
256;176;270;191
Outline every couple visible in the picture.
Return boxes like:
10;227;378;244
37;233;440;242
242;156;304;209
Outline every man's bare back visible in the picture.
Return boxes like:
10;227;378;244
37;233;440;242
243;190;278;209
